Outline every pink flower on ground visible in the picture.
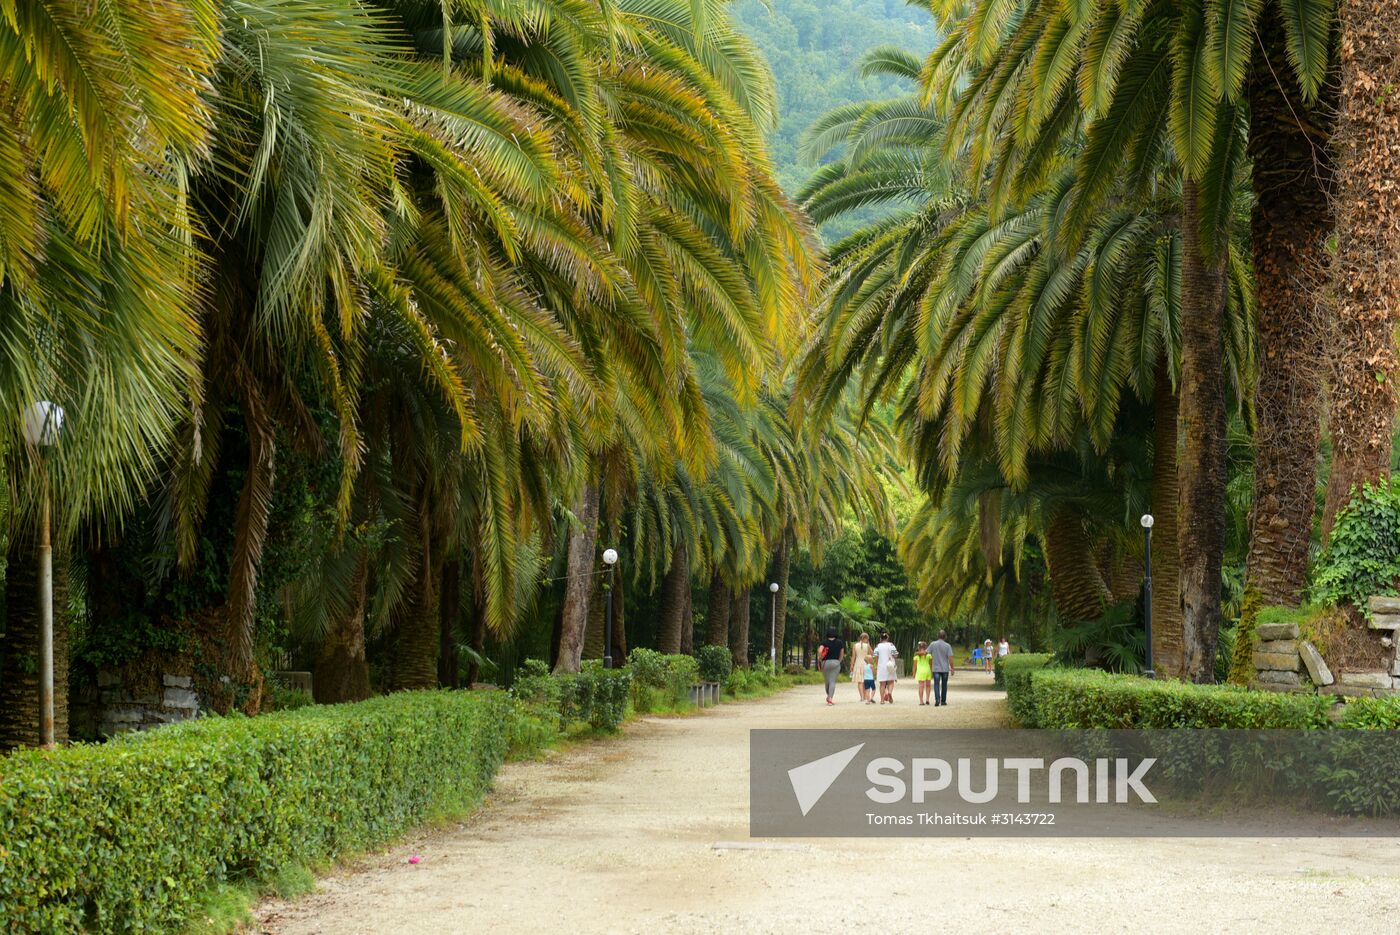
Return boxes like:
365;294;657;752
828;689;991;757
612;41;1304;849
408;855;422;865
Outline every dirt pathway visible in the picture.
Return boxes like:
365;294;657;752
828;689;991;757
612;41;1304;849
254;673;1400;933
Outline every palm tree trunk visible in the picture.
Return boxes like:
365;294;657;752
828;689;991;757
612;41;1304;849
437;557;462;688
1322;0;1400;537
612;569;627;663
1043;512;1110;622
773;532;791;667
679;580;694;654
657;540;689;653
391;503;440;690
705;570;730;647
1150;362;1186;678
313;552;371;703
0;529;69;748
729;586;751;668
224;384;276;690
1235;19;1335;681
1178;177;1229;683
555;482;600;673
583;571;607;660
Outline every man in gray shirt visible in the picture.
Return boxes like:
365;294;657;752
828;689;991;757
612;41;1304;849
929;630;954;706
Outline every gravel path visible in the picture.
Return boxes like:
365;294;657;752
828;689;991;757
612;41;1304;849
254;672;1400;933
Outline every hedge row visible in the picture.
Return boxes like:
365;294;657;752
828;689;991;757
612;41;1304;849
1004;662;1400;730
627;650;700;712
997;654;1054;725
0;691;519;932
509;660;631;731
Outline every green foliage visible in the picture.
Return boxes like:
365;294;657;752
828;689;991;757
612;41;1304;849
1010;668;1331;729
511;660;630;732
696;644;734;683
733;0;939;239
0;691;515;932
627;650;699;712
266;684;315;712
1047;601;1146;673
1310;479;1400;612
998;654;1055;725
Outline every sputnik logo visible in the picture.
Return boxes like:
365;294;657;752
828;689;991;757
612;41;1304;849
787;743;865;816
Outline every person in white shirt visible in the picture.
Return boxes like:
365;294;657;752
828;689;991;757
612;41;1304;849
998;637;1010;658
873;632;899;704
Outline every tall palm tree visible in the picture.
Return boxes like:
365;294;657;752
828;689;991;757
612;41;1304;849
0;1;216;746
1322;0;1400;536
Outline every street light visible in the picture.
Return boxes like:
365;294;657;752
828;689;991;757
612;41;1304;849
21;401;64;747
1140;514;1155;680
602;548;619;669
768;582;780;669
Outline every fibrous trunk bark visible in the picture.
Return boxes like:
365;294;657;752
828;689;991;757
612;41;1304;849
1322;0;1400;537
657;540;689;654
438;557;462;688
1178;177;1229;683
679;580;694;654
773;532;791;666
0;529;68;748
1043;512;1110;622
313;553;371;703
1236;18;1335;681
391;500;441;690
1150;362;1185;678
705;570;730;647
729;586;751;669
555;482;600;673
1245;13;1333;601
224;385;276;689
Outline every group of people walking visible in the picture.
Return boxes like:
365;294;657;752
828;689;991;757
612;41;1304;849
816;629;1009;706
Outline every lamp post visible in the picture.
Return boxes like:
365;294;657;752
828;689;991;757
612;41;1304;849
1140;514;1155;680
602;548;619;668
768;582;780;669
22;401;64;747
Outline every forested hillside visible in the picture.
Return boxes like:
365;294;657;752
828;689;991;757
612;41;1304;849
734;0;938;239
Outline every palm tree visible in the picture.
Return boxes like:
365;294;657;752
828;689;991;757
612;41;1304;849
1322;0;1400;536
0;1;215;746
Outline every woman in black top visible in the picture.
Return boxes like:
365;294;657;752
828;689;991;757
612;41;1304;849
818;628;846;705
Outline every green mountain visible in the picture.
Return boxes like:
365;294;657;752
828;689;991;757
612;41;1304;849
734;0;939;240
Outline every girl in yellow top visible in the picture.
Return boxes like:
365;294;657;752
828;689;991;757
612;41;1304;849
913;641;933;705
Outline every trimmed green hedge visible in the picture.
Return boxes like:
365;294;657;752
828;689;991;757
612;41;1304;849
1004;664;1400;730
628;650;700;712
0;691;517;932
510;660;631;731
997;654;1054;725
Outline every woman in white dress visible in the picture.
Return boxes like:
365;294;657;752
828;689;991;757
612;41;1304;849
873;632;899;704
849;633;872;701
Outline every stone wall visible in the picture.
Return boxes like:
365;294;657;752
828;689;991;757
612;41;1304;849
1252;596;1400;698
73;672;201;739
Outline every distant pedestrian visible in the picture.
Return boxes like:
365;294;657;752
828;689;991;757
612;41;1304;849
982;639;994;672
850;632;872;702
930;630;954;706
818;628;846;705
913;640;933;705
998;637;1010;660
873;632;899;704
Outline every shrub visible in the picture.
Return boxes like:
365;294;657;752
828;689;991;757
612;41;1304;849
1016;668;1331;729
627;650;698;712
0;691;513;932
510;660;631;731
627;648;669;689
696;644;732;683
1310;478;1400;613
997;654;1054;724
723;667;749;696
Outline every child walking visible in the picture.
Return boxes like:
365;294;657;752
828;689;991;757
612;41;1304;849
914;641;933;705
862;658;876;704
